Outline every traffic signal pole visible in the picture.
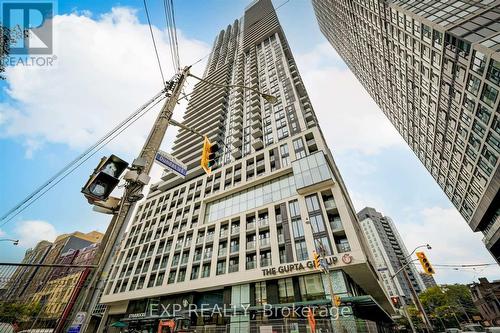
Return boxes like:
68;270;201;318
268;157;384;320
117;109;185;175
67;66;191;333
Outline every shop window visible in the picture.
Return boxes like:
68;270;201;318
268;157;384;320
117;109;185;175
278;278;295;303
298;274;325;301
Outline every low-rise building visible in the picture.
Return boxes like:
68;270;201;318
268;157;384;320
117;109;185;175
469;278;500;326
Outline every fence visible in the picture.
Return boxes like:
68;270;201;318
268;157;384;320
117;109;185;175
0;262;94;333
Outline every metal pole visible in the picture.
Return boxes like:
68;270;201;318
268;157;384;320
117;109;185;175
399;295;417;333
67;67;191;333
402;268;433;332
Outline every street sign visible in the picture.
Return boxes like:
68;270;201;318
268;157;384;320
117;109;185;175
155;150;187;178
67;311;86;333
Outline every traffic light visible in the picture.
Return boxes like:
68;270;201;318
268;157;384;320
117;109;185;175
416;251;435;275
200;136;219;174
82;155;128;201
334;295;342;307
391;296;401;308
313;251;321;269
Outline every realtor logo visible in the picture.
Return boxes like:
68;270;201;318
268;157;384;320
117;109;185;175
2;1;53;54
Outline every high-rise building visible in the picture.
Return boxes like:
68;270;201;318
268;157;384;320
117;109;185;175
419;272;437;289
98;0;394;331
312;0;500;261
358;207;426;305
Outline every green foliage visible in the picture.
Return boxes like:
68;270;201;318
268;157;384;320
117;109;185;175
0;301;42;322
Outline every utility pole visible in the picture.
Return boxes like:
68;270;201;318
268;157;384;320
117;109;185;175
66;66;191;333
402;267;434;332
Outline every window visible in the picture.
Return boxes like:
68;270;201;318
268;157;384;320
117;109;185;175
299;274;324;301
190;266;199;280
291;219;304;238
293;138;306;159
260;251;271;267
466;75;481;96
481;84;498;107
278;278;295;303
486;59;499;86
177;269;186;282
255;281;267;305
305;195;321;212
295;240;308;261
310;215;326;233
471;51;487;75
280;144;290;166
167;270;176;284
216;260;226;275
201;264;210;278
229;258;239;273
314;237;332;255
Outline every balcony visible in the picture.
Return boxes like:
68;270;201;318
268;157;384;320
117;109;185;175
206;234;214;242
246;261;256;270
230;245;240;253
229;265;239;273
220;230;228;238
193;254;201;262
330;218;343;231
258;218;269;227
260;258;271;267
247;222;256;230
196;238;204;245
203;252;212;260
247;241;256;250
278;235;285;244
259;238;271;247
231;227;240;235
322;198;336;210
218;248;227;257
337;243;351;253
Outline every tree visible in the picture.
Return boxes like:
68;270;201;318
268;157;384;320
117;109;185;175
418;285;480;329
0;301;42;323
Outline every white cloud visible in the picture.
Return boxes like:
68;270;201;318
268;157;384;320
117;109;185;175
397;207;500;284
296;43;403;155
14;220;57;248
0;229;5;237
0;7;210;157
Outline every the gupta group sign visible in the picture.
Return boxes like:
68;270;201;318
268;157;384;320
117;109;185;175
262;255;351;276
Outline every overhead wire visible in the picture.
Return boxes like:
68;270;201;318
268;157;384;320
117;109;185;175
143;0;167;87
0;89;170;227
163;0;181;71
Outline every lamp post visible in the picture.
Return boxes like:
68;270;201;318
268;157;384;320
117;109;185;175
0;238;19;245
391;244;434;333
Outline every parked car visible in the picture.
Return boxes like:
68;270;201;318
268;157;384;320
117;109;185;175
463;324;486;332
17;329;54;333
0;322;15;333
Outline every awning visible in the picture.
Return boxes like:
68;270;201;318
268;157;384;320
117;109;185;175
341;296;393;323
110;321;128;327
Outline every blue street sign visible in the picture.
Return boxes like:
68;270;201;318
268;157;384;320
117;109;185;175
155;150;187;178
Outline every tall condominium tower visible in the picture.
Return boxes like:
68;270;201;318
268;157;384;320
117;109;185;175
312;0;500;261
357;207;426;306
99;0;394;331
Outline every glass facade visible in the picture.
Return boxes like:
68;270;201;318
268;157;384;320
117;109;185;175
205;175;296;223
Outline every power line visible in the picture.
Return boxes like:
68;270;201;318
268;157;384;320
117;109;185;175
163;0;181;71
0;89;169;227
433;263;497;267
143;0;167;87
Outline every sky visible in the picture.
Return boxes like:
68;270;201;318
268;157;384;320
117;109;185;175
0;0;498;284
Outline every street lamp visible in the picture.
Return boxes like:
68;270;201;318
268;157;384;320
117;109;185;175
188;73;278;104
0;238;19;245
